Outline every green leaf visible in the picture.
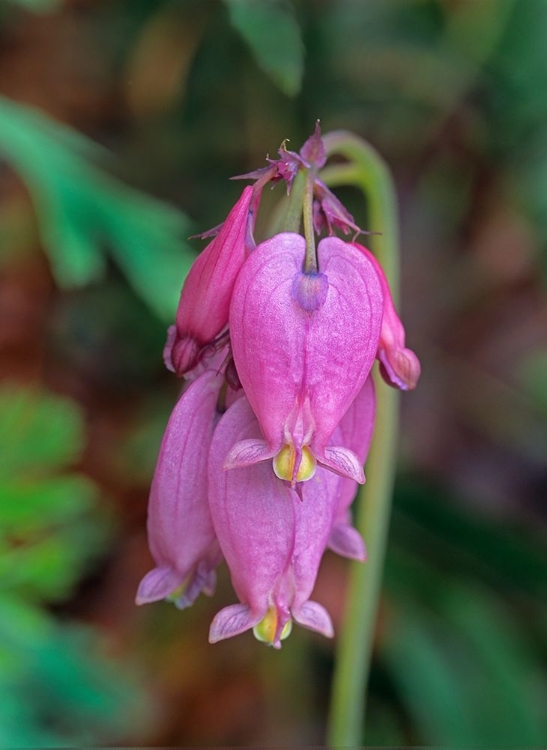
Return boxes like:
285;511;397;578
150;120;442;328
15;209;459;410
0;385;110;603
0;386;84;481
445;587;547;743
0;475;95;533
5;0;61;10
383;606;478;745
383;587;547;745
225;0;304;96
0;597;149;745
0;95;195;321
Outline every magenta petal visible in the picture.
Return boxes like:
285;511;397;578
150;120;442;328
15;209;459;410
352;243;421;390
328;377;375;559
174;561;219;610
136;368;223;606
293;601;334;638
299;121;326;170
229;232;383;472
318;445;365;483
209;604;262;643
292;466;340;611
328;525;366;562
336;377;376;516
223;438;276;470
169;186;253;376
136;566;182;605
209;396;295;615
209;396;338;644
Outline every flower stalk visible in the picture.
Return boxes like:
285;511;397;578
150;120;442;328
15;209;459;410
302;170;318;273
322;132;401;747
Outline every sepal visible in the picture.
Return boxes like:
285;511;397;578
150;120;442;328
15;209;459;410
328;525;366;562
318;445;366;484
209;604;263;643
223;438;276;470
293;601;334;638
136;566;182;605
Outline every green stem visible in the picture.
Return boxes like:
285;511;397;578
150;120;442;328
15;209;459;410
302;170;317;273
322;132;400;747
281;169;305;234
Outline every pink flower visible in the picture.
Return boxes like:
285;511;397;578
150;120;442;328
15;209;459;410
226;232;384;485
164;186;253;377
352;243;421;390
136;368;223;609
208;396;338;648
328;376;376;561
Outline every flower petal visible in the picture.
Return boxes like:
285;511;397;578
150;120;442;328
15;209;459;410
222;437;276;470
229;232;383;464
328;377;375;559
209;604;262;643
166;186;253;375
136;368;223;605
352;243;421;390
136;566;182;605
208;396;295;613
293;601;334;638
328;525;366;562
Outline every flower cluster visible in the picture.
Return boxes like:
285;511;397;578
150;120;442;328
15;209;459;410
136;126;420;648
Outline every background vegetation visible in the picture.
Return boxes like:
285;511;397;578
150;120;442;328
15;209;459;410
0;0;546;745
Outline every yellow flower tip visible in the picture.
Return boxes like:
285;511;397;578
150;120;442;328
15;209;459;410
273;444;317;483
253;607;292;646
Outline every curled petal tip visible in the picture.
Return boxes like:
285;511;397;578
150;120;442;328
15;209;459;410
318;445;365;484
209;604;262;643
329;525;367;562
135;566;182;605
223;438;276;470
163;326;201;376
293;601;334;638
379;347;421;391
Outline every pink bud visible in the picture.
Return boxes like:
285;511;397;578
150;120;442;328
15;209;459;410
352;243;421;390
164;186;253;376
136;368;223;608
208;396;337;647
227;232;384;484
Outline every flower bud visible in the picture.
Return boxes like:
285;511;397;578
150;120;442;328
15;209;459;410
352;243;421;390
164;186;253;376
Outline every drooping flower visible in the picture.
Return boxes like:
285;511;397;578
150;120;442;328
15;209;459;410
136;123;421;653
226;232;384;484
208;396;338;648
136;368;224;609
164;186;253;377
352;243;421;391
328;376;376;561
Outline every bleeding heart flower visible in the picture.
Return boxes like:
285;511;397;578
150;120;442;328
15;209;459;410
208;396;338;648
328;376;376;561
352;243;421;391
226;232;383;485
164;186;253;377
136;368;223;609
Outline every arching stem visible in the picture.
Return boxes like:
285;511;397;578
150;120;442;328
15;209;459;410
322;132;400;748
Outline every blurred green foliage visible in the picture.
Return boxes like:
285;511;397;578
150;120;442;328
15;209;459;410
0;386;147;745
224;0;304;97
381;476;547;745
0;96;194;321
